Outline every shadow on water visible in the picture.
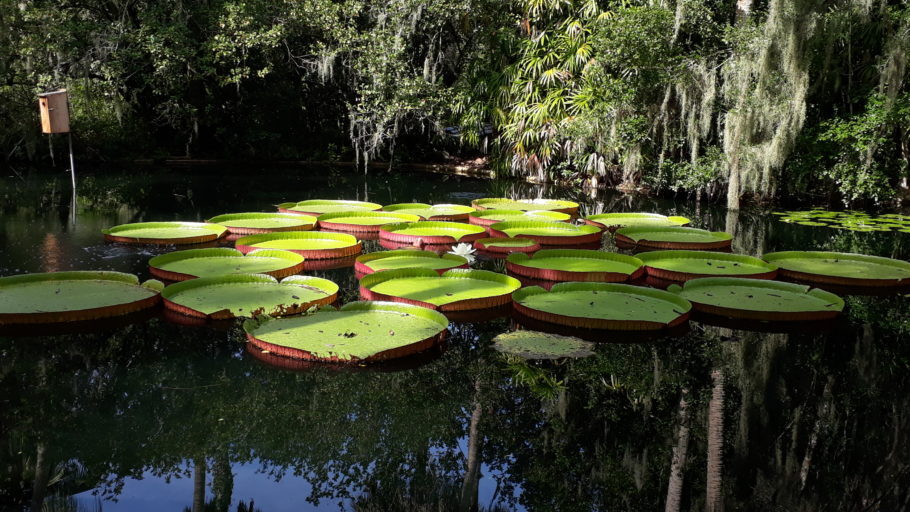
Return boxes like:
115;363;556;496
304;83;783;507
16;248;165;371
1;165;909;511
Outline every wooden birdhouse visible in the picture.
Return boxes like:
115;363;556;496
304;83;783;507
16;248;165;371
38;89;71;134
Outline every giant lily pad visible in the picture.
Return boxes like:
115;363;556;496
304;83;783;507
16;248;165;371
472;198;579;215
234;232;362;259
383;203;476;221
243;301;448;363
488;221;603;246
512;282;691;331
774;209;910;232
316;211;421;236
614;226;732;250
103;222;227;245
162;274;338;320
492;330;595;360
584;212;690;231
276;199;383;216
638;250;777;281
507;249;644;283
668;277;844;321
205;213;316;235
379;221;487;245
148;248;305;281
0;271;162;325
473;237;541;256
360;268;521;311
762;251;910;287
355;250;469;276
469;209;570;229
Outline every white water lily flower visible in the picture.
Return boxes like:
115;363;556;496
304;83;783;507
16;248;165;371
448;242;477;264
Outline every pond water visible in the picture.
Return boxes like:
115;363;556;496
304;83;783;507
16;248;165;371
1;166;909;511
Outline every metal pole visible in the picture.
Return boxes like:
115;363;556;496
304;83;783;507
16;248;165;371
67;132;76;191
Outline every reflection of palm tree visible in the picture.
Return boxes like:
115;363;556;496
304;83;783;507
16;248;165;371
665;389;690;512
460;378;483;512
30;442;50;512
192;458;206;512
706;370;724;512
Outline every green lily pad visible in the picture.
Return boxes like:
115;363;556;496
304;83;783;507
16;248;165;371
379;221;487;243
668;277;844;321
205;213;316;234
775;209;910;232
637;250;777;281
469;209;571;227
614;226;732;250
0;271;162;324
276;199;383;216
103;222;227;245
507;249;643;282
762;251;910;287
492;330;595;359
360;268;521;310
234;231;362;259
584;212;690;230
317;210;421;228
162;274;338;320
383;203;475;221
488;221;603;245
472;197;580;214
512;282;691;331
355;250;469;275
475;237;539;248
243;301;448;362
148;248;305;281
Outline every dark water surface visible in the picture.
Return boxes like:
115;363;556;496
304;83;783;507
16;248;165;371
1;166;909;511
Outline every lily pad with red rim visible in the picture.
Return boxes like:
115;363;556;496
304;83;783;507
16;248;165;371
355;250;469;276
614;226;732;250
762;251;910;287
276;199;383;216
161;274;338;320
469;209;571;229
637;250;777;281
148;248;305;281
234;231;362;259
382;203;476;221
205;213;316;235
0;271;163;325
103;222;228;245
506;249;644;283
472;198;580;215
360;268;521;311
492;330;595;360
474;237;541;257
243;301;449;363
316;210;422;237
488;221;603;246
584;212;690;231
379;221;487;246
667;277;844;321
512;282;691;331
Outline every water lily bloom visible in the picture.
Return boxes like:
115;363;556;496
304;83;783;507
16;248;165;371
448;242;476;264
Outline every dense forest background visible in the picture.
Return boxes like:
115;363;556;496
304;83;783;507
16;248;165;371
1;0;909;206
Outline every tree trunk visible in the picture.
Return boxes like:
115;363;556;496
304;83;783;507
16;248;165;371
29;442;49;512
459;379;483;512
665;389;690;512
706;370;725;512
192;458;207;512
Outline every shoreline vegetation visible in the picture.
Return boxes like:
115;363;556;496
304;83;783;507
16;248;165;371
2;1;910;207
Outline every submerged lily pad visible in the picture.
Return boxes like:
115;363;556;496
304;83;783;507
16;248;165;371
0;271;162;325
243;301;448;363
584;212;690;231
614;226;732;250
316;211;422;235
379;221;487;245
506;249;644;282
492;331;595;360
205;213;316;234
668;277;844;321
355;250;469;275
762;251;910;287
513;282;691;331
472;198;580;215
360;268;521;311
148;248;305;281
638;250;777;281
162;274;338;320
383;203;475;221
103;222;227;245
488;221;603;246
276;199;383;216
234;231;362;259
469;209;571;228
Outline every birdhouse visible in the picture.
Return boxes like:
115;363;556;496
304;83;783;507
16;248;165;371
38;90;70;134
